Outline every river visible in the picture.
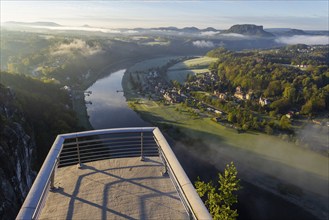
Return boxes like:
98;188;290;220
85;69;321;220
85;69;149;129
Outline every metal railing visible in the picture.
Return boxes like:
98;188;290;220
16;127;211;220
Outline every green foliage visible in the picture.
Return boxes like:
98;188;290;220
301;95;326;114
195;162;241;220
171;80;181;89
227;112;237;123
270;98;291;114
279;115;291;130
207;47;230;58
283;85;296;102
264;125;274;135
263;80;282;97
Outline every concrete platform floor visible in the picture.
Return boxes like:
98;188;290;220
39;157;188;220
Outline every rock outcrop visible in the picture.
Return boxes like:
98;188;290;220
0;85;36;220
223;24;274;37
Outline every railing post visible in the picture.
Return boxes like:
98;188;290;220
50;169;55;190
50;159;58;191
160;149;168;176
188;209;193;220
76;137;82;168
162;160;168;176
140;132;145;161
154;136;168;176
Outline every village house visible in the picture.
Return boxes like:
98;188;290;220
206;107;214;112
163;91;185;104
214;91;227;100
285;111;294;119
214;110;223;115
259;97;270;107
163;92;173;103
312;119;322;125
245;89;254;100
234;86;245;100
62;85;71;92
219;93;227;100
297;64;309;68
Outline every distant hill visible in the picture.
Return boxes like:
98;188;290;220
265;28;292;32
285;29;307;35
133;26;220;34
202;27;219;32
223;24;274;37
305;30;329;35
266;28;309;36
181;27;200;33
154;27;180;31
266;28;329;36
4;21;61;27
133;26;179;32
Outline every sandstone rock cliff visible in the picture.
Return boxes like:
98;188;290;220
0;85;36;220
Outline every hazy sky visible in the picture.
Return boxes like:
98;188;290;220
1;1;328;30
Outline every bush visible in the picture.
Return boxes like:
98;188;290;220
264;125;274;135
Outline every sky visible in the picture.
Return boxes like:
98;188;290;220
1;1;328;30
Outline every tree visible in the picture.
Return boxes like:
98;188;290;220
264;125;274;135
263;80;282;97
270;98;291;114
171;80;181;89
195;162;241;220
279;115;291;130
227;112;237;123
283;85;296;102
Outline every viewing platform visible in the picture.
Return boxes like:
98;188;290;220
39;157;187;219
16;127;211;220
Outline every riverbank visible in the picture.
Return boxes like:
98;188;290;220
71;90;93;130
122;61;328;220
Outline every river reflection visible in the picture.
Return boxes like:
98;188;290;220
85;69;149;129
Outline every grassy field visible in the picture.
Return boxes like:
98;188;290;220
167;56;217;83
134;99;327;177
167;69;209;83
168;56;217;70
141;41;170;46
127;56;183;73
129;98;328;195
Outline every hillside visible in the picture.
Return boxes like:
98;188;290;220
0;72;81;166
266;28;309;36
0;72;83;219
0;85;36;220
